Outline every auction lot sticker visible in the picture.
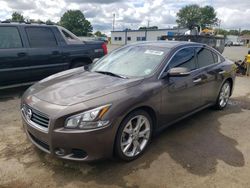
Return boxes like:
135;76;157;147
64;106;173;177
145;50;164;56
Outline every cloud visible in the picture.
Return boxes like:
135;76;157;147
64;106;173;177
66;0;123;4
0;0;250;34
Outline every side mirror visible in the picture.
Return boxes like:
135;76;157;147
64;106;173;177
168;67;191;77
93;58;99;64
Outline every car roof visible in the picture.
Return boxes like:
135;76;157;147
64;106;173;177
0;22;57;28
129;41;204;49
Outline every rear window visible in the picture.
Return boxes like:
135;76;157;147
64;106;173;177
26;27;57;48
196;47;215;68
0;27;22;49
59;28;82;44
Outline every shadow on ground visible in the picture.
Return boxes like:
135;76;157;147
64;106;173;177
0;86;29;101
31;96;249;188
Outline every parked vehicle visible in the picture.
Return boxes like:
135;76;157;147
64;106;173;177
0;23;107;89
21;41;236;161
225;41;233;47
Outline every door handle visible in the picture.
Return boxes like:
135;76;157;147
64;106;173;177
193;78;202;83
17;52;27;57
219;70;226;75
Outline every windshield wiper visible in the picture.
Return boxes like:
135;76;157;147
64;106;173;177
94;71;128;79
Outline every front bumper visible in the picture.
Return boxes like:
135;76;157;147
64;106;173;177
22;113;117;161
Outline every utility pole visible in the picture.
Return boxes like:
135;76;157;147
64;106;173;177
112;13;115;31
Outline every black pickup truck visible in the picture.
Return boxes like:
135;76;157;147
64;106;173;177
0;23;107;89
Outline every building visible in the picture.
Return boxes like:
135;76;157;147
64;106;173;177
240;34;250;45
226;35;242;45
111;28;188;45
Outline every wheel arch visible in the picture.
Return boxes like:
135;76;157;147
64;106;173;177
122;105;158;131
70;57;92;67
112;105;158;157
225;77;234;96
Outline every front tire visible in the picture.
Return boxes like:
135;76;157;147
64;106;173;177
214;81;231;110
115;110;153;161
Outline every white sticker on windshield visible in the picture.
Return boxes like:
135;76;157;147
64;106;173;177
145;50;164;56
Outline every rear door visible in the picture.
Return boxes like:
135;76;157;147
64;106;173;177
0;26;29;87
195;47;224;104
25;26;67;82
160;47;204;123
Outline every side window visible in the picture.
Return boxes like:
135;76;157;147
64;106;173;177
62;30;74;40
0;27;22;49
212;51;225;63
26;27;57;48
196;47;215;68
212;51;219;63
168;48;196;71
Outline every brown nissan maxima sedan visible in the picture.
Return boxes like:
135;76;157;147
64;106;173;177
21;41;236;161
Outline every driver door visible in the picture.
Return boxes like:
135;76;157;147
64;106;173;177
160;47;204;124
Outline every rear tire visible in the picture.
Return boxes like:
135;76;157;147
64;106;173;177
115;110;153;161
214;81;231;110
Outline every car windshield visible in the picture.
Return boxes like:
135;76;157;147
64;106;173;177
90;45;169;78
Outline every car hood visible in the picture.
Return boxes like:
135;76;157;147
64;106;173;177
29;68;143;106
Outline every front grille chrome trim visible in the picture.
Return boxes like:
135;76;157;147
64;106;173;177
21;105;50;133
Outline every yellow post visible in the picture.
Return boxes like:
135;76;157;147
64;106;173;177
246;54;250;76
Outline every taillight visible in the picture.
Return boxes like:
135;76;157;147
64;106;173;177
102;43;108;55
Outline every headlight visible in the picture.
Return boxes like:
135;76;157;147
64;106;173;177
65;104;111;130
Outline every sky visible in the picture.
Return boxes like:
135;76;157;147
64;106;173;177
0;0;250;35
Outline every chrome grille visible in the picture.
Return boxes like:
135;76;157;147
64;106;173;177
30;110;49;128
22;105;50;131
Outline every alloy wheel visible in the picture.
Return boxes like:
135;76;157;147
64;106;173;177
219;82;230;108
120;115;151;157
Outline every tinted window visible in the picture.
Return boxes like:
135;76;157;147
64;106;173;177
212;51;225;63
62;30;74;39
0;27;22;49
212;51;219;63
60;28;82;44
26;27;57;47
168;48;196;71
196;48;215;68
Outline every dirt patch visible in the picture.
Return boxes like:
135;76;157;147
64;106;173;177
0;77;250;188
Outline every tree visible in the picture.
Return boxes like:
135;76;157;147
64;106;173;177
45;20;55;25
176;5;201;29
228;30;239;35
200;6;218;28
176;4;218;29
94;31;106;37
11;12;25;22
214;28;228;36
59;10;93;36
241;30;250;36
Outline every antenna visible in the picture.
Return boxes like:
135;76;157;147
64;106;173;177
147;19;150;28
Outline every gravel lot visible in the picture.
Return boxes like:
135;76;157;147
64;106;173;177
0;46;250;188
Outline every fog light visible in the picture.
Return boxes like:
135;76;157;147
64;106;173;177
55;148;65;156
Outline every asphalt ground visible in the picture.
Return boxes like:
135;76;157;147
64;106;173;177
0;46;250;188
